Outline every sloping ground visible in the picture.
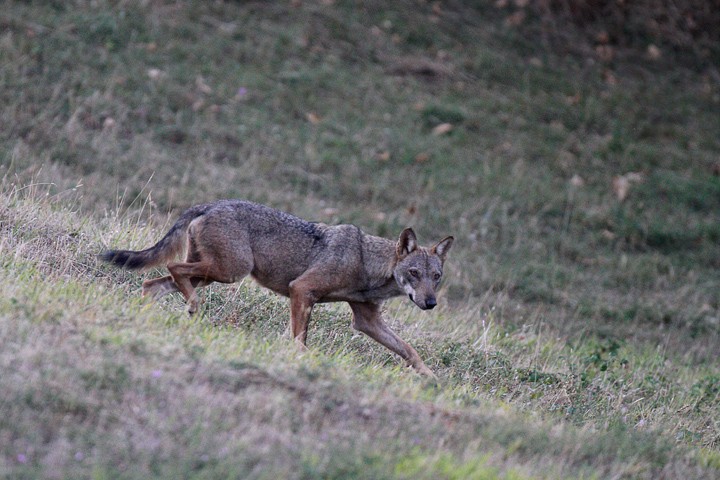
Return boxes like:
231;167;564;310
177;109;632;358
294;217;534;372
1;191;715;480
1;0;719;478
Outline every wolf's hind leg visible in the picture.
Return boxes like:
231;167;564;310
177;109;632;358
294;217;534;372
166;261;215;314
142;275;178;299
143;276;214;300
167;256;253;315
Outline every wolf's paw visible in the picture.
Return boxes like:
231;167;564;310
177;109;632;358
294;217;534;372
187;300;199;316
414;363;438;380
294;337;309;353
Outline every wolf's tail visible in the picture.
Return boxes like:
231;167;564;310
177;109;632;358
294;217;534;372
99;203;212;270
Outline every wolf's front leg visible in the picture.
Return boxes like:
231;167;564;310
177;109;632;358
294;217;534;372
348;301;436;378
288;279;319;347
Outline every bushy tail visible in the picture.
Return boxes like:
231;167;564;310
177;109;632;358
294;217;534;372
100;204;211;270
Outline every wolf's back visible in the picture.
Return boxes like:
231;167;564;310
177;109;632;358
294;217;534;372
100;204;211;270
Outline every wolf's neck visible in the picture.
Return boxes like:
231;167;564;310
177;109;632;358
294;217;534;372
356;234;404;301
360;234;396;276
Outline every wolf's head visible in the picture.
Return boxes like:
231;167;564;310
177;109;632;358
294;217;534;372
393;228;454;310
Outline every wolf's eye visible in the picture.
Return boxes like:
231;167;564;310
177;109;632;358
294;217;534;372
409;269;420;278
433;273;441;281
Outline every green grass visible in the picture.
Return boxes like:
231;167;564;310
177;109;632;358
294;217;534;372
1;0;719;478
1;158;717;480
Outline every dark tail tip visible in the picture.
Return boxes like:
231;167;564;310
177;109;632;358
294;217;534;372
99;250;146;270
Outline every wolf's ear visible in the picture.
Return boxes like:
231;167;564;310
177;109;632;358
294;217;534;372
431;236;454;262
396;228;418;258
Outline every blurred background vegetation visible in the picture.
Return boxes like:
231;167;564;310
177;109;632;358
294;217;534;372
1;1;719;478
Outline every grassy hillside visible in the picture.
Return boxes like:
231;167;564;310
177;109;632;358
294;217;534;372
1;1;719;478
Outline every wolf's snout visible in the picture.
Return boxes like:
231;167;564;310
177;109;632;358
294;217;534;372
425;297;437;309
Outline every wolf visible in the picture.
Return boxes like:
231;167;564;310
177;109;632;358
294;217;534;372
100;200;453;377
